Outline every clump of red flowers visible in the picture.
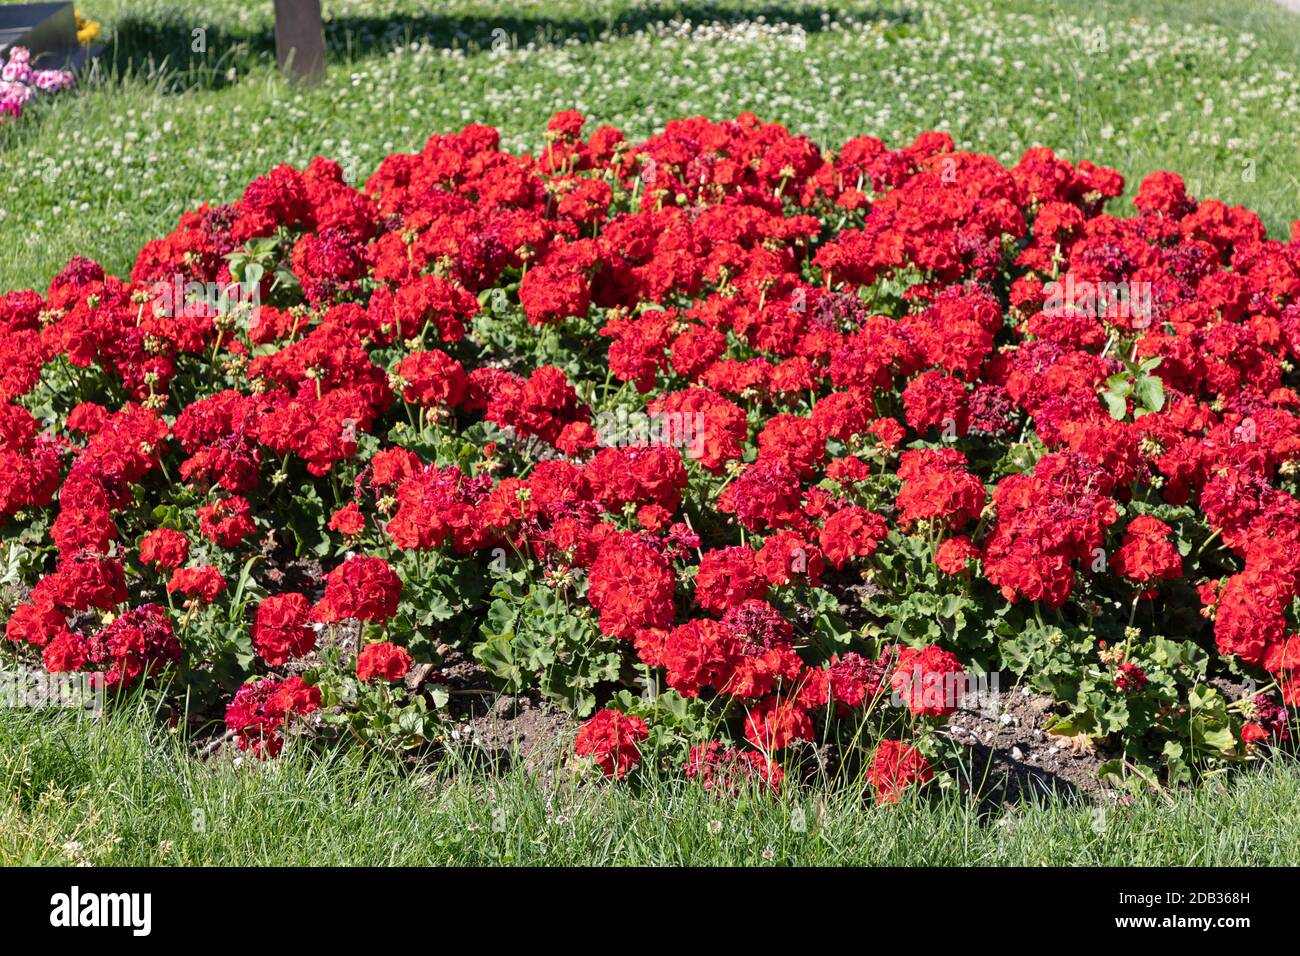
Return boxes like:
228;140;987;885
225;676;322;758
0;111;1293;801
574;708;648;778
866;740;934;805
252;593;316;666
356;641;413;683
314;556;402;623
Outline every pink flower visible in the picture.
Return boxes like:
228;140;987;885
33;70;75;93
2;62;32;85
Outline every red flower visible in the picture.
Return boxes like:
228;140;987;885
866;739;933;805
718;459;805;532
166;565;227;604
818;506;888;569
902;369;968;436
1111;516;1182;584
519;257;594;326
41;630;88;673
889;644;966;717
799;652;889;710
66;401;109;435
574;708;648;778
138;528;189;570
896;448;985;529
684;742;784;794
694;546;765;613
98;603;181;687
584;445;688;513
315;555;403;623
374;273;478;343
357;641;413;683
5;599;67;647
1115;661;1148;693
198;496;255;549
225;675;322;758
369;447;421;489
43;603;180;688
756;531;824;587
586;534;675;639
935;535;980;574
397;349;468;408
252;593;317;666
757;414;827;479
982;454;1117;608
42;554;128;612
328;502;365;537
743;697;813;751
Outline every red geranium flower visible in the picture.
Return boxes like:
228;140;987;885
574;708;648;778
138;528;189;571
166;565;227;604
357;641;413;683
252;592;317;666
314;555;402;623
866;739;933;805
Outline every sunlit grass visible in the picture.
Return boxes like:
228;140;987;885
2;705;1298;865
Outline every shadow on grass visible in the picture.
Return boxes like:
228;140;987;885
98;2;917;93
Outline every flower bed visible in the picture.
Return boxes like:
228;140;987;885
2;112;1299;802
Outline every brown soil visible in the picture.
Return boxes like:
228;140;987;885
253;536;326;600
942;685;1115;807
431;644;577;775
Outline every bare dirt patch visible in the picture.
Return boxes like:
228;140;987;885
943;686;1115;808
429;644;576;775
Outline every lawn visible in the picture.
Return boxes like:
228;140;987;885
4;702;1298;866
2;0;1300;867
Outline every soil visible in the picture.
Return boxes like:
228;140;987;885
253;536;326;600
942;685;1115;808
430;644;577;775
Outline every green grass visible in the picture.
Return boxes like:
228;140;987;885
1;0;1298;293
2;703;1298;865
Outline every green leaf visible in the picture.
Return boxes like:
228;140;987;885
1098;758;1126;786
1102;390;1128;420
1044;711;1097;737
1198;725;1237;756
1099;698;1130;734
1105;372;1132;395
1134;375;1165;413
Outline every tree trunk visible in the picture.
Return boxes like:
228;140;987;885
273;0;326;85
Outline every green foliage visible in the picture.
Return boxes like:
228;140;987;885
476;582;622;717
1102;354;1165;421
